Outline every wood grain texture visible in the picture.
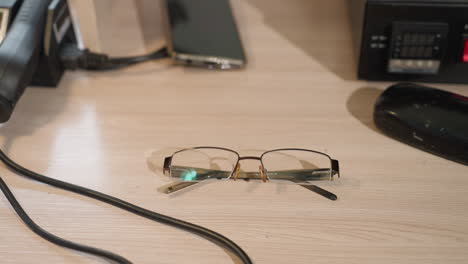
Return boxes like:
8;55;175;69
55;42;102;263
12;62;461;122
1;0;467;263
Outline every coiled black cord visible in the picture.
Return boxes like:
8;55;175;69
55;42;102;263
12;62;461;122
0;149;253;264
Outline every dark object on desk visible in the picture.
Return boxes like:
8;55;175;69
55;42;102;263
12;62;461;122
350;0;468;84
0;0;77;122
164;0;246;69
374;83;468;165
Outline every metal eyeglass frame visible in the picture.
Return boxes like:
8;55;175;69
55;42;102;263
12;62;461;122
162;147;340;200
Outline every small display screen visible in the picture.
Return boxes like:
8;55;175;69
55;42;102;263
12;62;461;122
394;33;440;59
166;0;245;62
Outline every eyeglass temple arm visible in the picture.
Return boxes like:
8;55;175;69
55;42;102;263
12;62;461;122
310;159;338;200
159;181;199;194
160;180;337;200
294;183;337;201
163;167;339;200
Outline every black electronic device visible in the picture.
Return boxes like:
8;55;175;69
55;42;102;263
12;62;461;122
164;0;246;69
0;0;77;122
374;83;468;165
350;0;468;84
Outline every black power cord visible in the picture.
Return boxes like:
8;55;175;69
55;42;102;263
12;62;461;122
0;149;253;264
0;176;132;264
60;45;170;71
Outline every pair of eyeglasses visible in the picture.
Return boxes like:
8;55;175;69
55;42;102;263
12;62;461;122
161;147;340;200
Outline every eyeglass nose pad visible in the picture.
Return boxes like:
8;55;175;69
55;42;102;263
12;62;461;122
259;165;267;183
233;163;241;181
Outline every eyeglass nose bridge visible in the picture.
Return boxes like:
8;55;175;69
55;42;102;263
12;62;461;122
231;156;268;183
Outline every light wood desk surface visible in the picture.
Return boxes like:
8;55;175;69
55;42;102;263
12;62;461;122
1;1;467;263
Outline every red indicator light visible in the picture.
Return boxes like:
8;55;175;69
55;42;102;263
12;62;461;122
464;40;468;63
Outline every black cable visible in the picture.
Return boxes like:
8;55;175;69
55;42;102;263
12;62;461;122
0;149;253;264
0;176;132;264
60;45;170;71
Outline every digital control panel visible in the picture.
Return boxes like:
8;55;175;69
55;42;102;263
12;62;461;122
388;22;448;75
352;0;468;84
